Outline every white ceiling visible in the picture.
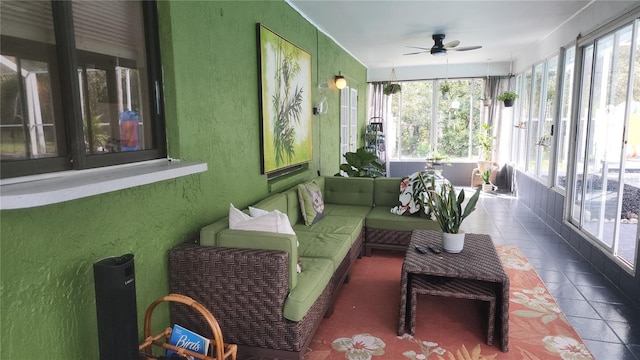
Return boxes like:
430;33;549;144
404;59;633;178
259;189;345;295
286;0;634;81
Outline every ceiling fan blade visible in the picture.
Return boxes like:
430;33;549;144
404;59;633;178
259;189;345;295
403;50;429;56
450;45;482;51
443;40;460;49
405;46;431;51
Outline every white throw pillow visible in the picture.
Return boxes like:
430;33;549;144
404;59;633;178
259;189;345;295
249;206;269;218
228;204;301;272
229;203;252;228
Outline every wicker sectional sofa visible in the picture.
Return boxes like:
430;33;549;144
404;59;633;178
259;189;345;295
167;176;439;359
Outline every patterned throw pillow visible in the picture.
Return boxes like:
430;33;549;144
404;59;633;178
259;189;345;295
297;180;325;226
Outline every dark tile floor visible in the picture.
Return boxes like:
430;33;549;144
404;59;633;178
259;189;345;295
460;191;640;360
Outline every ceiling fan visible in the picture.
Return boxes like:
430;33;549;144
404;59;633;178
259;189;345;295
404;34;482;56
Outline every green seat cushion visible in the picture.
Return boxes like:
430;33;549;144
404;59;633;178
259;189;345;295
296;231;351;267
365;206;440;232
323;204;372;219
293;215;363;244
283;257;333;321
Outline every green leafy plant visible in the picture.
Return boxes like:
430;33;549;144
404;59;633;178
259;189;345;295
336;147;385;177
440;81;450;97
497;91;518;102
476;123;495;161
417;173;481;234
383;83;402;95
481;170;491;184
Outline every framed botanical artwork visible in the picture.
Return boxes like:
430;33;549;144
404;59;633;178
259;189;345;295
257;23;312;174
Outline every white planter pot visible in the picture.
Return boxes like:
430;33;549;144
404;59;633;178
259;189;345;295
482;183;493;192
442;231;465;253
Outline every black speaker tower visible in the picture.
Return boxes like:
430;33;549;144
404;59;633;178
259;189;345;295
93;254;138;360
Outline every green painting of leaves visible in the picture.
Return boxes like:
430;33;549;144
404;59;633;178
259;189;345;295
258;24;312;174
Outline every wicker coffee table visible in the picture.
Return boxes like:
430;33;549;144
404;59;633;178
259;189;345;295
397;230;510;352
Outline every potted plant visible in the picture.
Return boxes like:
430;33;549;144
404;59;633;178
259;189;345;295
481;97;492;107
417;173;481;253
383;83;402;95
481;170;493;192
497;91;518;107
440;81;450;99
336;147;385;177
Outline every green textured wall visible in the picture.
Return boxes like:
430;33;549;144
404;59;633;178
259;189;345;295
0;1;366;358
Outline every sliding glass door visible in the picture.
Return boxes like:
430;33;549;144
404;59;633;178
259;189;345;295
570;21;639;268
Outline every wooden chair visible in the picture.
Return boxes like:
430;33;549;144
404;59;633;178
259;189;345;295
139;293;237;360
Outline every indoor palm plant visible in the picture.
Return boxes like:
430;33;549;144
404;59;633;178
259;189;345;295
418;173;481;253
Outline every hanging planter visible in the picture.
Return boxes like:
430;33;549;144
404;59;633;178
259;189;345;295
383;83;401;95
440;81;450;99
497;91;518;107
383;68;402;95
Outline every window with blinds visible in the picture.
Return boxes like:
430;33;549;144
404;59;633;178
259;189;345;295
0;1;165;179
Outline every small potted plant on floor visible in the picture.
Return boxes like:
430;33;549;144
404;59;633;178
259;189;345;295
481;170;493;192
417;173;481;253
497;91;518;107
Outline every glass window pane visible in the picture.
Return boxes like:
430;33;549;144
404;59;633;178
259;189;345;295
540;56;558;181
572;45;594;225
528;63;544;173
556;47;576;189
1;1;60;162
394;81;433;159
73;0;153;154
438;79;478;159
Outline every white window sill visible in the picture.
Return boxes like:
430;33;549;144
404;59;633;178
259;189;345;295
0;159;208;210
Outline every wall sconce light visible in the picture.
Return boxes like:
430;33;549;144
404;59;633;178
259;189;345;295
334;74;347;90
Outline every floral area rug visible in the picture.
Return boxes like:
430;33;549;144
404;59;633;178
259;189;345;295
304;245;593;360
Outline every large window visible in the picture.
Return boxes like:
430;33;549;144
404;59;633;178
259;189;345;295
0;1;165;179
512;56;558;181
569;20;639;269
387;78;484;160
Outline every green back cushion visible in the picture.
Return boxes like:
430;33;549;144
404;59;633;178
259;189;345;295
374;177;404;207
252;193;288;213
297;179;325;226
200;217;229;246
284;188;301;225
323;177;374;206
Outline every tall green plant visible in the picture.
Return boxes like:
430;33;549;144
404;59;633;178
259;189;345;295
476;123;495;161
418;173;480;234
